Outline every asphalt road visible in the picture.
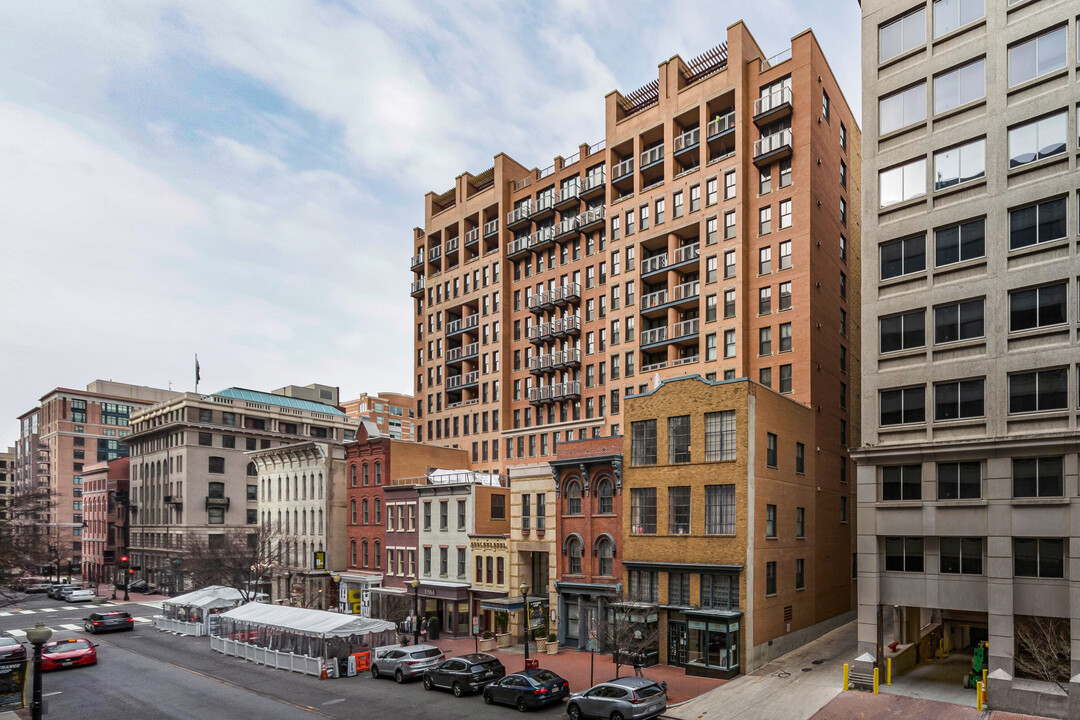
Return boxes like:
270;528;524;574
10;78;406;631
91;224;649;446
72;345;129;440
0;594;572;719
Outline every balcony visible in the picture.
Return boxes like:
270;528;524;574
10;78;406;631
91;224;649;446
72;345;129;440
555;183;580;210
410;278;425;296
483;218;499;237
464;228;479;247
531;193;556;220
551;381;581;400
552;282;581;305
672;355;700;367
446;237;459;254
507;236;530;258
672;318;699;341
580;171;606;200
410;253;424;270
446;342;479;364
205;496;230;510
641;289;668;311
446;314;480;337
754;86;793;126
753;128;793;166
428;245;442;262
673;127;700;156
554;215;578;240
612;157;634;183
446;371;479;391
577;206;605;232
672;280;700;305
707;111;736;139
640;144;664;171
671;242;700;267
641;326;668;347
553;348;581;368
640;253;669;277
527;291;551;314
528;386;552;405
527;354;549;375
507;201;532;230
552;315;581;336
530;224;558;250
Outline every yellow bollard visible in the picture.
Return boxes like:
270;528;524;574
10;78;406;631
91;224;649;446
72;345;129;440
977;681;983;711
982;667;987;687
886;657;892;685
843;663;849;691
873;667;880;694
943;634;949;658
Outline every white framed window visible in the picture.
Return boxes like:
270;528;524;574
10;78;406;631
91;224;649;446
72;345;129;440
879;158;926;208
779;199;792;229
934;58;984;114
1008;26;1067;87
879;7;926;63
879;83;926;134
933;138;985;190
1008;112;1067;169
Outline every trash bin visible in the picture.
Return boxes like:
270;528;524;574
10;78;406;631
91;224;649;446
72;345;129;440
525;659;539;670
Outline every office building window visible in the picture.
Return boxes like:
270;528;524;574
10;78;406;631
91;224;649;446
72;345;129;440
935;218;984;266
704;411;736;462
1013;456;1063;498
881;386;925;425
669;415;691;463
934;138;985;190
940;537;982;575
884;537;924;572
1008;112;1067;169
880;235;925;279
1008;27;1067;87
880;310;925;352
879;82;926;134
1014;538;1064;578
705;485;736;535
934;299;983;344
1009;369;1068;414
882;464;921;501
1009;283;1066;331
879;158;926;208
937;462;981;499
1009;197;1066;250
759;326;772;355
631;487;657;534
631;420;657;466
669;486;691;534
934;58;984;114
934;379;984;420
879;7;925;63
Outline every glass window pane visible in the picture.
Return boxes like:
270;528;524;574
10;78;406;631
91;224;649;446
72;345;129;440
1009;39;1036;86
1013;458;1037;496
1039;198;1067;242
1039;538;1063;577
1010;373;1037;414
934;68;959;113
903;10;926;51
1008;123;1037;168
1009;205;1037;249
959;0;983;26
958;60;985;106
1038;113;1067;159
904;85;925;126
934;0;959;37
936;304;959;343
1013;538;1038;576
903;159;926;199
1039;369;1068;410
960;140;984;183
935;226;960;266
880;167;903;208
880;21;902;63
935;146;960;189
880;93;904;134
958;300;983;339
1036;27;1066;77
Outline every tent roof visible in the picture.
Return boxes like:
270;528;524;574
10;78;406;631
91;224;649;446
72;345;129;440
220;602;396;638
164;585;245;610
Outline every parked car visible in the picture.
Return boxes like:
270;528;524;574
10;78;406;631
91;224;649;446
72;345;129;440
48;584;78;600
422;652;505;697
24;583;52;594
566;677;667;720
40;639;97;671
65;589;95;603
483;668;570;712
371;644;444;683
84;611;135;634
0;636;27;661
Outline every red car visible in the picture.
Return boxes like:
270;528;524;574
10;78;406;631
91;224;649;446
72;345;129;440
40;639;97;671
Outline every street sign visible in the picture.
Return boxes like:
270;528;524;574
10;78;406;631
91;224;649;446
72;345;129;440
472;615;479;635
313;551;326;571
0;661;27;710
527;600;545;631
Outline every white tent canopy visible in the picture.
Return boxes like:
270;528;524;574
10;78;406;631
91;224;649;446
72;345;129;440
429;468;502;486
220;602;395;639
165;585;245;611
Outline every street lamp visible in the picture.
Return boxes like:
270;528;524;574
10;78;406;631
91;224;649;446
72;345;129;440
519;582;530;667
410;578;420;646
26;622;52;720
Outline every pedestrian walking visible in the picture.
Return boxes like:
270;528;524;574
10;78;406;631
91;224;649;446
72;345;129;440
633;651;645;677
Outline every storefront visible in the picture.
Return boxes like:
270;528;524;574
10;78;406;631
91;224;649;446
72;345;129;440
336;571;383;616
665;609;742;679
554;580;620;651
417;580;471;638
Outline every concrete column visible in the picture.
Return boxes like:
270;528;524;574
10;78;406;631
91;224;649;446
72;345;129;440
856;460;882;663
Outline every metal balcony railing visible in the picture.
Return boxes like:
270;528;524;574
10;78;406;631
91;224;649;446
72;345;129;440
641;289;668;310
754;86;792;116
446;342;478;362
642;327;668;345
530;225;557;248
446;315;479;335
483;218;499;237
672;280;700;302
507;201;532;225
410;278;425;294
612;157;634;180
707;111;736;137
507;237;530;255
640;144;664;168
464;228;479;245
428;246;442;261
672;243;700;265
533;193;556;214
556;216;577;236
559;184;580;204
582;172;605;193
754;128;793;158
446;237;458;254
527;292;548;311
553;282;581;303
410;253;424;269
641;254;668;275
672;318;699;338
446;371;479;390
578;206;605;227
673;127;700;153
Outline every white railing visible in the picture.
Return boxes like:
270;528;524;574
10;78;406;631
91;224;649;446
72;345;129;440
507;236;530;255
582;172;605;192
760;48;792;72
673;127;700;153
483;218;499;236
588;140;605;156
534;193;556;214
754;128;792;158
707;111;736;137
612;157;634;179
642;327;668;345
210;635;323;677
641;254;668;275
672;243;700;264
673;318;699;338
563;151;580;166
538;164;555;179
557;215;577;236
154;617;206;636
446;342;478;362
578;206;605;227
514;177;531;191
642;360;668;372
507;202;532;224
446;371;479;390
673;280;700;301
672;355;700;367
530;225;558;247
559;184;580;204
428;246;442;261
445;314;479;335
641;289;668;309
410;253;424;268
410;278;425;294
446;237;458;254
640;144;664;167
464;228;479;245
755;86;792;116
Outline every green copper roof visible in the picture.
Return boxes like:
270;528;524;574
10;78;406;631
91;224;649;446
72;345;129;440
214;388;348;417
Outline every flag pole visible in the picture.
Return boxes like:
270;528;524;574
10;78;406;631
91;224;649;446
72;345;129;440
195;353;201;394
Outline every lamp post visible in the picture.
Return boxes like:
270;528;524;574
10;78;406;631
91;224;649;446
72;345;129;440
26;622;52;720
410;578;420;646
519;582;530;667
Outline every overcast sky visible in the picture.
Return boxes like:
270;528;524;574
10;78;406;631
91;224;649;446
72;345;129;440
0;0;861;448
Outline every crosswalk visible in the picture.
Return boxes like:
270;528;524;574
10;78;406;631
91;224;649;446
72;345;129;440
6;617;154;637
0;603;125;618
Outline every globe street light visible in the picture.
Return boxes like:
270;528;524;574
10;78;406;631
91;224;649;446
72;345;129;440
26;622;52;720
410;578;421;646
519;582;530;667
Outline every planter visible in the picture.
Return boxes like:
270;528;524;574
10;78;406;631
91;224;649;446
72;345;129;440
546;642;558;655
479;637;496;652
534;639;548;653
496;632;514;648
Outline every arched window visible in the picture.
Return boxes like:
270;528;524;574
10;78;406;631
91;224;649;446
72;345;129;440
362;540;369;568
567;537;583;575
597;478;614;514
301;474;307;501
362;463;369;486
362;498;369;524
350;464;357;487
350;540;357;567
350;500;357;525
374;461;382;485
567;481;582;515
374;498;382;525
597;538;614;576
374;540;381;569
246;462;257;477
318;509;323;535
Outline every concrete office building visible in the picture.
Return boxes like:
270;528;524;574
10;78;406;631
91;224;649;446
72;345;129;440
856;1;1080;715
341;392;416;441
411;22;860;477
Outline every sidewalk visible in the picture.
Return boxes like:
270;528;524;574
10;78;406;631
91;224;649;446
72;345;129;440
430;636;726;703
811;691;1050;719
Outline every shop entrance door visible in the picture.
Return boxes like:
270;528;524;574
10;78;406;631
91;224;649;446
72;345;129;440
668;621;688;667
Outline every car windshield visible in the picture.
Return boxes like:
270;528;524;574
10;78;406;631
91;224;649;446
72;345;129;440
470;660;501;672
0;638;18;647
531;670;559;683
636;684;664;698
412;648;441;659
45;641;90;653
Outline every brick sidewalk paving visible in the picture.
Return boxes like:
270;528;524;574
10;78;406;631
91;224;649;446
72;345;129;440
429;636;725;704
812;691;1051;720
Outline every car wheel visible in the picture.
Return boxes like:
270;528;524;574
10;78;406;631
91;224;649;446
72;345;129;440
84;623;93;633
483;691;494;705
371;664;380;679
516;696;529;712
610;713;625;720
395;669;404;684
423;675;434;691
452;681;463;697
567;704;582;720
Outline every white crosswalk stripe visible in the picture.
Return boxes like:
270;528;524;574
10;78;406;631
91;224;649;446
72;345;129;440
16;610;36;615
59;624;83;631
60;606;78;610
38;608;59;613
0;612;12;617
7;629;27;638
133;617;152;624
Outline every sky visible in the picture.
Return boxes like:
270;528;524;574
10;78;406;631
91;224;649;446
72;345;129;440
0;0;861;448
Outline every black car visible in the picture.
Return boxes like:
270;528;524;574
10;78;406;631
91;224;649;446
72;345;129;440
0;636;26;661
483;669;570;711
84;611;136;634
423;652;505;697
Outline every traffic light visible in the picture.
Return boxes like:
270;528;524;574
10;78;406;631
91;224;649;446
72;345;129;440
119;556;130;570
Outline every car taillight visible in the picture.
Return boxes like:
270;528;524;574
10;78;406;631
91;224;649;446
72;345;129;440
92;622;101;625
405;661;420;666
533;688;547;695
629;693;645;704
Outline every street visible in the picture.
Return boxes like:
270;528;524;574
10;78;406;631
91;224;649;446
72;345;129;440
0;595;572;719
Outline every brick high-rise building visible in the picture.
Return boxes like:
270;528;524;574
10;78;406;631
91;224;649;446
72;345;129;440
80;457;130;588
341;391;416;441
411;22;859;484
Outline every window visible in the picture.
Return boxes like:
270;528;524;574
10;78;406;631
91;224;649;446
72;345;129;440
934;138;985;190
724;211;736;240
629;570;659;603
759;168;771;195
779;199;792;229
1010;283;1066;332
934;379;984;420
440;501;448;530
723;289;735;318
630;487;657;534
779;323;792;352
1008;27;1067;87
796;507;805;538
724;330;735;358
759;327;772;355
690;185;700;212
766;432;777;468
935;218;984;266
701;573;738;610
208;507;225;524
940;538;982;575
879;159;926;208
934;299;983;344
765;504;777;538
673;191;683;218
439;548;448;576
881;386;925;425
724;250;736;279
597;538;614;576
879;7;926;63
631;420;657;466
567;481;582;515
705;485;736;535
597;479;613;514
779;158;792;187
938;462;981;499
779;364;792;393
880;310;925;352
1009;369;1068;413
840;161;847;189
706;216;717;245
884;537;924;572
723;171;735;200
656;198;665;224
759;247;771;274
1008;112;1067;169
669;572;691;605
703;332;717;361
879;82;926;134
779;282;792;311
490;494;506;519
795;559;805;590
821;90;830;121
882;465;921;501
934;0;983;37
706;294;717;322
880;235;925;279
669;416;691;463
759;206;772;235
669;487;691;534
759;368;772;388
779;241;791;270
1009;197;1066;250
934;58;985;114
208;456;225;474
706;256;718;282
1014;538;1064;578
705;411;736;462
765;562;777;595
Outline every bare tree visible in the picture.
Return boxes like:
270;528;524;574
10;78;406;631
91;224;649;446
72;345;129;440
592;595;661;679
1015;615;1071;691
371;592;414;627
182;524;284;601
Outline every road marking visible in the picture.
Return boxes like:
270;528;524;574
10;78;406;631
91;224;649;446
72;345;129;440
0;613;12;617
7;630;26;638
321;699;345;706
43;692;62;697
60;624;83;631
39;608;59;613
60;606;79;610
134;617;152;624
16;610;36;615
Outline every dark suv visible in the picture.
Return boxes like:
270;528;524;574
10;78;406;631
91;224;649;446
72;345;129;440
422;653;505;697
84;611;135;634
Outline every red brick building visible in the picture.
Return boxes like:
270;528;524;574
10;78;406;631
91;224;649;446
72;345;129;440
551;436;623;650
81;457;130;588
